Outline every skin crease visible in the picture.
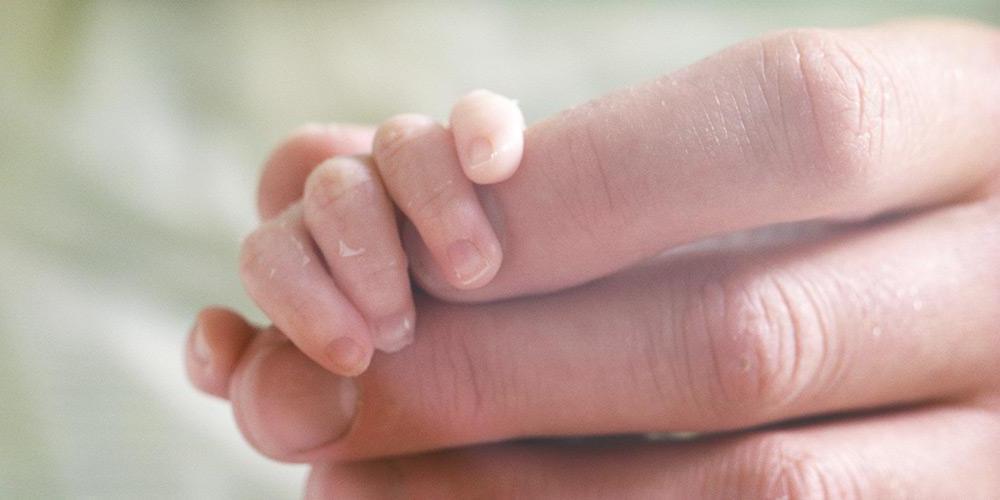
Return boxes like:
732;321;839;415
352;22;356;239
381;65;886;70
449;89;525;184
403;22;1000;304
212;197;1000;463
371;114;505;291
188;20;1000;497
302;156;417;353
242;91;527;375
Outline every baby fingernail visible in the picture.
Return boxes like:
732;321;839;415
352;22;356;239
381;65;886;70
326;336;371;377
467;137;496;170
374;314;415;353
447;239;491;286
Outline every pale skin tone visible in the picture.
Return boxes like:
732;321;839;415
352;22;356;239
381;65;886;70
237;89;525;375
188;20;1000;497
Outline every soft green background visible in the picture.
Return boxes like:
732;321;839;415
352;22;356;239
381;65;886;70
2;1;996;498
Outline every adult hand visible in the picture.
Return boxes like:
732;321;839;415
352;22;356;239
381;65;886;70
188;20;1000;497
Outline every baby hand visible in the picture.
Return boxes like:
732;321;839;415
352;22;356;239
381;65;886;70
239;90;524;377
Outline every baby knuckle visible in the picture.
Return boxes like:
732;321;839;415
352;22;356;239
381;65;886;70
424;312;505;429
303;158;375;210
371;114;434;182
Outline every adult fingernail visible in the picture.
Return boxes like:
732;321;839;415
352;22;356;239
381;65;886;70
326;336;371;376
447;238;491;286
243;343;359;454
373;314;415;353
297;374;358;450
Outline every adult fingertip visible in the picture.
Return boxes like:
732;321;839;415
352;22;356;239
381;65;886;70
232;342;360;460
186;307;257;399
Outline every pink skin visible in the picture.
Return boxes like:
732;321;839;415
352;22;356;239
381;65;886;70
241;92;526;375
241;203;377;376
241;21;1000;379
372;114;505;290
257;123;376;220
404;22;1000;304
302;156;416;353
449;89;525;185
185;307;256;398
204;197;1000;461
301;404;1000;499
186;20;1000;496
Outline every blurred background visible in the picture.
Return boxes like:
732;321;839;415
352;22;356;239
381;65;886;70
1;1;996;498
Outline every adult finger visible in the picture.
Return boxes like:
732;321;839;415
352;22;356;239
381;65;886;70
405;20;1000;301
185;307;258;399
230;330;359;458
258;123;375;220
230;198;1000;461
305;403;1000;499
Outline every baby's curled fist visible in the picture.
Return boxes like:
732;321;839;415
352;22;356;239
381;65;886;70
239;90;525;377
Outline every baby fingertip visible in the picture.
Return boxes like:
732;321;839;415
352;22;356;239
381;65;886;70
372;312;416;354
325;335;374;377
451;89;525;185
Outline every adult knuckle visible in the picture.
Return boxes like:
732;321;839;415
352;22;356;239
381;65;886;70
743;434;867;500
760;28;896;196
687;267;829;417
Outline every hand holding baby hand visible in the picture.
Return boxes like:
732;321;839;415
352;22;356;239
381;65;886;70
238;90;525;376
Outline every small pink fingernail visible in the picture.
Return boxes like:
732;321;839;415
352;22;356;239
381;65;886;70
326;336;371;377
374;315;415;353
467;137;495;170
447;239;491;286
